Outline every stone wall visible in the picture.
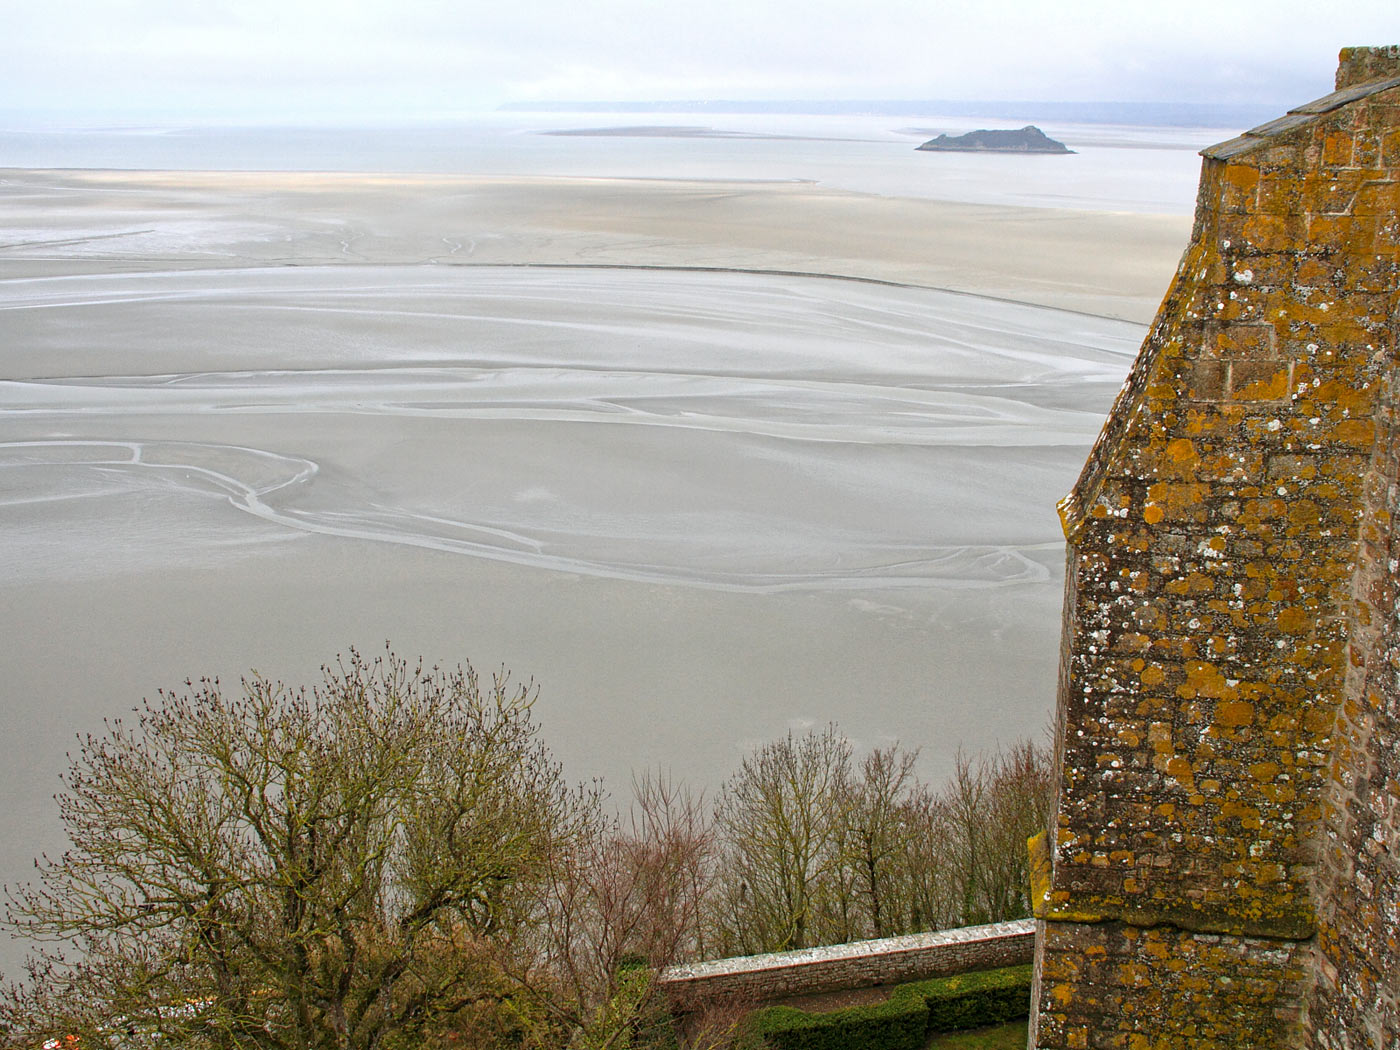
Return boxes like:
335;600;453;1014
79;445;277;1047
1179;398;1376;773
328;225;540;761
1031;920;1313;1048
1030;47;1400;1049
1307;319;1400;1046
1338;46;1400;92
658;919;1033;1015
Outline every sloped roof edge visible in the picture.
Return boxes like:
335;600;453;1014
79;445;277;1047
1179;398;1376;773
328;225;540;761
1201;74;1400;161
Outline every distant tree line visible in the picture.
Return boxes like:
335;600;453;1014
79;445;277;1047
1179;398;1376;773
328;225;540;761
0;648;1052;1050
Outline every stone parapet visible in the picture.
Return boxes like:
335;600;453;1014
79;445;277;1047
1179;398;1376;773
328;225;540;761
1337;46;1400;90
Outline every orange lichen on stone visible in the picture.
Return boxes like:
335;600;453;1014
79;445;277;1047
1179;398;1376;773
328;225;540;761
1215;701;1257;727
1033;921;1312;1049
1166;437;1198;464
1164;756;1193;778
1231;364;1292;401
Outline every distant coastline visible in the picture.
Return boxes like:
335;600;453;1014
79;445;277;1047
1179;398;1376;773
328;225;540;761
542;125;757;138
538;125;844;141
499;98;1281;129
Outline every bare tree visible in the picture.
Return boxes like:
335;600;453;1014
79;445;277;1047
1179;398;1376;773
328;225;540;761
944;748;990;925
704;731;1051;952
901;740;1053;930
898;783;965;933
0;647;578;1050
977;740;1054;923
842;746;919;939
501;772;714;1050
710;727;852;954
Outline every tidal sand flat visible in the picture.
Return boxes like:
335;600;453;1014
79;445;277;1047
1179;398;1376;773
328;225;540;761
0;169;1190;321
0;166;1185;975
1;266;1139;587
0;262;1141;868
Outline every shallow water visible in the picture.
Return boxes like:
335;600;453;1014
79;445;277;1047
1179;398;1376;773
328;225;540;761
0;111;1219;213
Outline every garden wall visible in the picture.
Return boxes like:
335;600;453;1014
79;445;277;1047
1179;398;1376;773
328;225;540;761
658;919;1033;1015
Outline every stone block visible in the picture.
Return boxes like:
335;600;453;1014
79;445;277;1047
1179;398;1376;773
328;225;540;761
1181;360;1227;402
1241;214;1307;253
1229;360;1292;401
1256;174;1306;216
1208;321;1277;359
1321;130;1357;167
1306;213;1376;253
1383;128;1400;167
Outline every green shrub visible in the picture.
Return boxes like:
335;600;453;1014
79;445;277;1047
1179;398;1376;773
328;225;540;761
908;965;1032;1032
744;965;1032;1050
747;996;928;1050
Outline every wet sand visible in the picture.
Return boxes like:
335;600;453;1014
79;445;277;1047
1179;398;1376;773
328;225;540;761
0;169;1188;320
0;169;1188;976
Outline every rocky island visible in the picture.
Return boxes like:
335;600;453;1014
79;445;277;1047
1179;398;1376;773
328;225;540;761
916;124;1073;154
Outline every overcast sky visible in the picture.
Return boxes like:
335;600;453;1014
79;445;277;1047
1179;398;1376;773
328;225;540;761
4;0;1399;124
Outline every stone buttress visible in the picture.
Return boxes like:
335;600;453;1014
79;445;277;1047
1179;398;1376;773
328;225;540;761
1028;47;1400;1048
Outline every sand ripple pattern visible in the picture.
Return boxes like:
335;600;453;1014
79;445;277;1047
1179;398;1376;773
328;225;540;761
0;266;1143;591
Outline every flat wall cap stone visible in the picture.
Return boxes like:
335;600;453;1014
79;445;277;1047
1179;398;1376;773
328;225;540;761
1201;73;1400;161
1292;74;1400;113
1203;134;1266;161
1243;112;1318;138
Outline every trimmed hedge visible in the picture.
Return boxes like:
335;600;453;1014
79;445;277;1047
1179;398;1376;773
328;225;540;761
748;997;927;1050
745;964;1032;1050
919;965;1031;1032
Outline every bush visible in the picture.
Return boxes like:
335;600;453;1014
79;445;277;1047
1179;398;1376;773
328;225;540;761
747;997;928;1050
909;965;1032;1032
743;965;1032;1050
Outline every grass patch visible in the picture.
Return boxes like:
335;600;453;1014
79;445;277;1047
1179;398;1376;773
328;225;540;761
926;1019;1028;1049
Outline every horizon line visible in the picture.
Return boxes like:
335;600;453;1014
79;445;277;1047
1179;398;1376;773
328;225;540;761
495;98;1285;128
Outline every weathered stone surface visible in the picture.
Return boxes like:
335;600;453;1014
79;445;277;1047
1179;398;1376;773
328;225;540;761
1030;920;1312;1050
1306;324;1400;1047
1337;46;1400;90
1031;45;1400;1049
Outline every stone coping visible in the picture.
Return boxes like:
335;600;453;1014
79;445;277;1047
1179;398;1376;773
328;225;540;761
660;918;1034;982
1201;73;1400;160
